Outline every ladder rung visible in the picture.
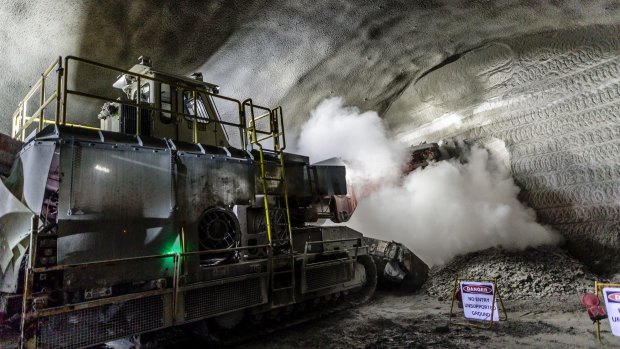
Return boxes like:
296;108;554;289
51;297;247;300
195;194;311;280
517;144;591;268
262;158;284;164
263;177;283;181
251;112;271;121
257;134;275;143
272;254;293;259
273;286;294;291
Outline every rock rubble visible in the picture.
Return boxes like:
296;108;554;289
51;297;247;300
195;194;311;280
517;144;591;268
424;246;598;300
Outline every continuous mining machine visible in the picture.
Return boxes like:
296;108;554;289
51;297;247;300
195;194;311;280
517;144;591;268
0;56;428;348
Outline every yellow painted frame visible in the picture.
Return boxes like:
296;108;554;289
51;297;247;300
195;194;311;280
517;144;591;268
593;281;620;344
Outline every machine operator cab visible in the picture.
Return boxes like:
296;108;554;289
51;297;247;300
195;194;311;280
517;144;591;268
97;56;231;147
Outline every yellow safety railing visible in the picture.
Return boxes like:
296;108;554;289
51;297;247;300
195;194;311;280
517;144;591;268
61;56;249;147
19;214;272;348
10;56;256;149
11;57;63;141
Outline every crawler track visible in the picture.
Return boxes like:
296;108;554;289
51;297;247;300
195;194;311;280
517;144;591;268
183;255;378;347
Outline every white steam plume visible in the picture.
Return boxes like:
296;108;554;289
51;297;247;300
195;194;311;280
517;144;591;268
296;97;561;266
297;97;405;185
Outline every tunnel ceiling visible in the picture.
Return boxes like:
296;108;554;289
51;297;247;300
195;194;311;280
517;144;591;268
0;0;618;273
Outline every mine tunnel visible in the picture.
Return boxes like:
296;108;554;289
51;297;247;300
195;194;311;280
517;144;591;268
0;1;619;348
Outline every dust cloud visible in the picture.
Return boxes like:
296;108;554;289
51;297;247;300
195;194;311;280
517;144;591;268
296;97;561;266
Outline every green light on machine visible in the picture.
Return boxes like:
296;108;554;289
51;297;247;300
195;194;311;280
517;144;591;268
163;235;182;255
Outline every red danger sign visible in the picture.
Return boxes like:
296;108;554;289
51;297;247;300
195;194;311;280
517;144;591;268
462;285;493;294
460;281;499;322
607;292;620;303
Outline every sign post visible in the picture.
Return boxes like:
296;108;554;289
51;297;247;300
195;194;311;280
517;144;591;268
449;278;507;329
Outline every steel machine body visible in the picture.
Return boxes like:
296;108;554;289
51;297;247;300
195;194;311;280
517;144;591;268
0;56;427;348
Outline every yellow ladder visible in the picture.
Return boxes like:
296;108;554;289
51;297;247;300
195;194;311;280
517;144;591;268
245;101;295;305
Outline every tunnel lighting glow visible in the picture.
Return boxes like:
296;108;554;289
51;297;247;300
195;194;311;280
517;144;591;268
94;164;110;173
398;113;464;144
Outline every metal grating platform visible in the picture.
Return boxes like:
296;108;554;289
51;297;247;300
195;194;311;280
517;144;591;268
184;277;265;322
305;262;352;292
36;295;165;349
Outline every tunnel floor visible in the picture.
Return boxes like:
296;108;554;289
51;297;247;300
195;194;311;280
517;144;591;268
161;292;605;349
0;290;610;348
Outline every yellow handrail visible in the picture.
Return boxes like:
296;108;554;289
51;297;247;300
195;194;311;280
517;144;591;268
11;57;61;141
10;55;257;148
12;92;58;139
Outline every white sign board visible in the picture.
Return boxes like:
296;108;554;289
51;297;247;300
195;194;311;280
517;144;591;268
603;287;620;337
460;281;500;322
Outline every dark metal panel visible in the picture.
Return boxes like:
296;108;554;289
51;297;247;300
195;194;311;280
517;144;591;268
176;153;255;219
291;226;323;254
308;165;347;196
56;142;177;289
320;226;363;240
225;147;251;159
99;129;141;146
252;151;311;197
138;135;169;149
320;226;363;252
36;124;103;143
176;153;254;269
168;139;202;153
57;143;173;223
285;161;311;197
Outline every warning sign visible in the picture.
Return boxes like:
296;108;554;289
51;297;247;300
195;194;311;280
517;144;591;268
460;281;500;322
603;287;620;337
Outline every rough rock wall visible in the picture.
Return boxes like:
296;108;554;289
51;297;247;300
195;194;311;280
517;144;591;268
269;4;620;274
385;26;620;274
0;0;619;273
0;0;264;132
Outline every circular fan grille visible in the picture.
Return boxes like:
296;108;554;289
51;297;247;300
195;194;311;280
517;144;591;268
198;207;240;250
253;209;288;246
